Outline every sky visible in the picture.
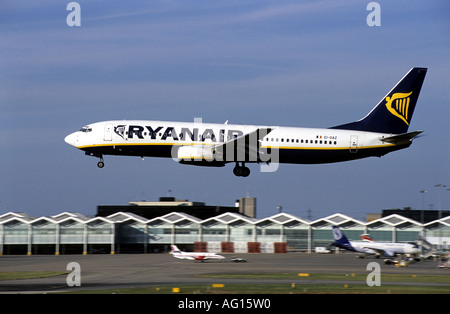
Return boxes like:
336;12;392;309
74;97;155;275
0;0;449;221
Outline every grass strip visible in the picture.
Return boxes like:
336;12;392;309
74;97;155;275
0;271;67;281
57;283;450;294
196;272;450;283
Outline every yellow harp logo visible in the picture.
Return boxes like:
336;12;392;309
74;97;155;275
385;92;413;125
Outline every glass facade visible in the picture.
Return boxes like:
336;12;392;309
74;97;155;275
229;221;254;242
3;220;29;244
174;220;199;243
148;219;173;244
60;219;85;244
1;211;449;254
201;221;227;242
32;220;57;244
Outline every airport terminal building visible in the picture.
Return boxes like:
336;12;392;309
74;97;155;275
1;209;449;255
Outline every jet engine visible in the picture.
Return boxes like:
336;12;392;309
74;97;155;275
176;145;225;167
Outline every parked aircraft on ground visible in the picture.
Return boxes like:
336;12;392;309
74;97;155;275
170;245;225;261
331;226;419;258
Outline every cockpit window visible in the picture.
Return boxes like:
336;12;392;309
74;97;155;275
80;126;92;133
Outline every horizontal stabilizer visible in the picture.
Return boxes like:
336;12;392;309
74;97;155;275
380;130;423;144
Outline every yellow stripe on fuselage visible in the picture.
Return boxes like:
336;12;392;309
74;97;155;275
77;142;397;150
262;144;396;150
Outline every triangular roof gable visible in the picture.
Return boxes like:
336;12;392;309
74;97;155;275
261;212;310;225
0;212;35;223
311;213;364;228
202;212;256;225
146;212;201;225
367;214;421;228
424;216;450;228
107;212;148;223
52;212;89;222
86;216;114;226
30;216;58;225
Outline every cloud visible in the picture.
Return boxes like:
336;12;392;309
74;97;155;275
232;0;359;23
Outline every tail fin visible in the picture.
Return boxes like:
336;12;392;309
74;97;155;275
331;226;353;250
331;67;427;134
360;234;374;242
171;245;181;253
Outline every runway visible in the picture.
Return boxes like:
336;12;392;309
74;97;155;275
0;252;448;293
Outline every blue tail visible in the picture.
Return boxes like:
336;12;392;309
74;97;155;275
331;226;354;251
331;67;427;134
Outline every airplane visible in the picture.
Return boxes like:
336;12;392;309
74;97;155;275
64;67;427;177
331;226;419;258
169;245;225;261
360;234;374;242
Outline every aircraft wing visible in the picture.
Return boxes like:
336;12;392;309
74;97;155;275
362;246;395;257
380;131;423;144
213;127;273;162
173;254;196;260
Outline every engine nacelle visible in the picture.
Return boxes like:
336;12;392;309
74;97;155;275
177;145;216;162
175;145;226;167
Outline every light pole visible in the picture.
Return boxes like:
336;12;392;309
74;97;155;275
435;184;447;211
435;184;447;249
419;190;427;223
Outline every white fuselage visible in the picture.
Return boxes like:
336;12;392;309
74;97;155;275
170;245;225;261
349;240;419;256
171;251;225;261
64;120;404;165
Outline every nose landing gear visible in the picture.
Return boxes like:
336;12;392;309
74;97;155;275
97;157;104;168
84;152;105;168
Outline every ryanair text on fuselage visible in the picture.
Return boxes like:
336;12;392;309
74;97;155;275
117;124;244;142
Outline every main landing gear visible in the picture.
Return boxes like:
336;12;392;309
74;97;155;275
233;163;250;177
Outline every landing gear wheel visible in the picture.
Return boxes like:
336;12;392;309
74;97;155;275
233;165;243;176
97;156;105;168
233;164;250;177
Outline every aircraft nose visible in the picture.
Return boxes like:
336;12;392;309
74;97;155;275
64;132;78;147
